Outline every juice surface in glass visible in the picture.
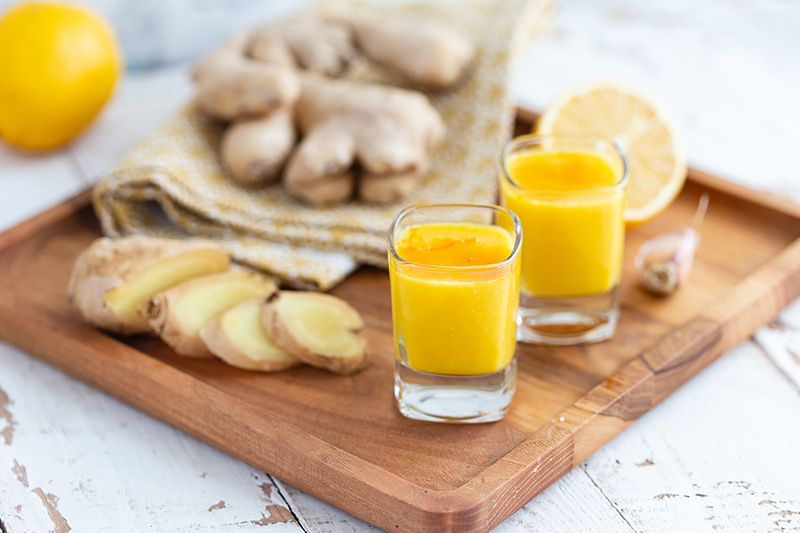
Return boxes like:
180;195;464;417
390;221;520;376
501;149;626;297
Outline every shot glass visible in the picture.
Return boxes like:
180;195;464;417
500;134;628;345
388;203;522;423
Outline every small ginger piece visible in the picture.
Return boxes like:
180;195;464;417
284;74;444;205
262;291;369;375
282;119;357;204
193;34;300;122
248;16;357;77
345;17;475;89
144;270;277;359
67;236;230;335
200;298;301;372
357;170;421;205
220;109;296;187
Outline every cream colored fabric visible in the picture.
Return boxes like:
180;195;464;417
93;0;552;290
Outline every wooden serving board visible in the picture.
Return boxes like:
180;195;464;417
2;110;800;532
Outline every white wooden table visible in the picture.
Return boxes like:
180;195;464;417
2;2;799;531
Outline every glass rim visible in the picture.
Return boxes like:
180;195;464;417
500;133;629;196
387;202;523;271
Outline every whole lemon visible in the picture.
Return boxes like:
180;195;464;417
0;2;122;150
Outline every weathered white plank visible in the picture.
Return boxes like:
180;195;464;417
272;459;634;533
0;456;57;533
496;468;634;533
0;146;85;233
776;297;800;331
69;64;195;184
0;341;303;533
754;326;800;392
273;478;382;533
582;341;800;532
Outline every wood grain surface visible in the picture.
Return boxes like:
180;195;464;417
1;114;800;532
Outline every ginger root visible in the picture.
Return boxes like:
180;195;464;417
143;270;277;359
193;34;300;122
261;291;369;375
345;17;475;89
248;16;357;77
67;236;230;335
220;109;296;187
284;74;444;205
200;297;301;372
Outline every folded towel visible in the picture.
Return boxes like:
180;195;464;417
93;0;553;290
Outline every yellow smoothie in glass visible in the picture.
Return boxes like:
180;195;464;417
501;150;626;297
390;222;520;376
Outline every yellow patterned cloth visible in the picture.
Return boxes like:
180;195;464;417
93;0;552;290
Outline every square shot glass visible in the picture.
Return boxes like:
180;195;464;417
500;134;628;345
388;203;522;423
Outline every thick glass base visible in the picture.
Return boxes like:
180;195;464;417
393;358;517;423
516;285;620;345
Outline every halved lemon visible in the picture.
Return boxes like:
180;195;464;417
535;81;687;227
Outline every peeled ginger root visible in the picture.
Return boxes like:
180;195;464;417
144;270;277;359
200;298;301;372
68;236;230;335
262;291;369;375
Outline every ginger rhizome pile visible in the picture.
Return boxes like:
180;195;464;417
192;14;475;205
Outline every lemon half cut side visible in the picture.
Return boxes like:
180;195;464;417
535;81;687;227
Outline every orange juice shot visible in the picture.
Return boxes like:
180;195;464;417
500;134;628;345
388;204;522;423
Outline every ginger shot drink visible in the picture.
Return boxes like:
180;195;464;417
500;134;628;345
388;204;522;423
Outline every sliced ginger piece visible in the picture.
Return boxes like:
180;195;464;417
200;298;301;372
67;236;230;335
144;270;277;359
262;291;369;375
103;248;230;332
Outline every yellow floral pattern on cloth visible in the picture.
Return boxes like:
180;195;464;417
92;0;553;290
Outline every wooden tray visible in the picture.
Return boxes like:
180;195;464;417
2;110;800;532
